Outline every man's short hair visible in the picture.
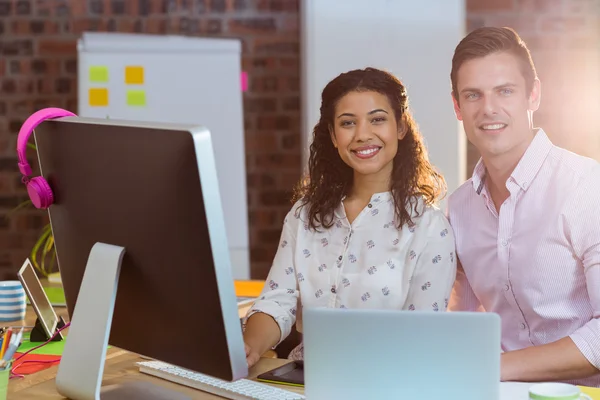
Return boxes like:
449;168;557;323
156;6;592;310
451;26;537;102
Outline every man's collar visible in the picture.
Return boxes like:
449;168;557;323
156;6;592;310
471;128;553;194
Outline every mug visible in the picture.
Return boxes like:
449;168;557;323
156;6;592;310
0;281;27;322
529;383;592;400
0;363;9;400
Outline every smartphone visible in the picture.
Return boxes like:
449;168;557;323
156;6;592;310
257;360;304;387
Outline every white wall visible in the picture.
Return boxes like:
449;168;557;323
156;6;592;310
301;0;467;207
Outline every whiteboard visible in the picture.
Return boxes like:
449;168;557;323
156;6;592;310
301;0;467;207
77;32;250;279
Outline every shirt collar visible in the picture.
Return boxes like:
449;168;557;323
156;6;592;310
335;191;392;219
509;128;553;191
471;128;553;194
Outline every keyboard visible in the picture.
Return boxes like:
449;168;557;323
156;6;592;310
137;360;305;400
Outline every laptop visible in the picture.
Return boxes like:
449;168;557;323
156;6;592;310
302;308;501;400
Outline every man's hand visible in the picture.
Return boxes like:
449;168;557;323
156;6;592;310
501;337;599;382
245;342;261;368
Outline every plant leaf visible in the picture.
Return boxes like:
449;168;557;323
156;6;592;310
6;200;33;219
30;224;52;276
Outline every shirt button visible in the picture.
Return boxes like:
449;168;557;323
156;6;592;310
501;239;508;247
331;287;336;294
338;255;342;261
367;203;372;208
520;323;526;330
504;284;510;291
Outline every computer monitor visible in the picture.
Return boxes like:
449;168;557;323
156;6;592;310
32;115;248;398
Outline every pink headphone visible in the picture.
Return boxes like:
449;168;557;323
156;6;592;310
17;107;76;209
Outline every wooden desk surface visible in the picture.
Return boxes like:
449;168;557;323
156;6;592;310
8;304;298;399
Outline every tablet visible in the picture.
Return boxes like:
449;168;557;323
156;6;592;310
257;360;304;387
17;259;59;340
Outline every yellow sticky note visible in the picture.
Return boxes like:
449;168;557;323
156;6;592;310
127;90;146;106
89;88;108;107
125;66;144;85
89;66;108;82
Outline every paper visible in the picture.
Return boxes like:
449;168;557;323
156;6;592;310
43;286;65;307
17;336;66;356
234;280;264;297
581;386;600;398
10;353;59;375
25;286;65;307
241;71;248;92
89;66;108;82
126;90;146;106
125;66;144;84
89;88;108;107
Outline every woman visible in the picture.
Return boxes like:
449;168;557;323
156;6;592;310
243;67;456;366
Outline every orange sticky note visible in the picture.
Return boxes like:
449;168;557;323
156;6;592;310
89;88;108;107
125;66;144;85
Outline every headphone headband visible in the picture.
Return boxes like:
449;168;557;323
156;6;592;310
17;107;76;176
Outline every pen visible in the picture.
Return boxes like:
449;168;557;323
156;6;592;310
0;328;23;369
0;328;12;360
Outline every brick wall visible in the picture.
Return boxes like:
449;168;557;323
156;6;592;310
465;0;600;174
1;0;599;281
0;0;300;280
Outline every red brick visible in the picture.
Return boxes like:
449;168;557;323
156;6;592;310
255;153;301;169
250;246;276;264
37;78;54;95
259;190;293;207
38;39;76;55
540;16;588;33
467;0;514;12
278;15;298;33
515;0;563;13
249;209;280;228
484;15;538;34
244;97;277;113
519;34;563;50
145;18;168;34
565;35;600;49
0;173;12;194
253;36;299;54
279;57;297;69
245;132;279;152
72;18;108;33
228;17;277;34
565;0;598;14
281;173;301;187
255;0;298;12
0;233;23;250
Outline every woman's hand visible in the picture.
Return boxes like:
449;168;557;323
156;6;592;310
245;342;261;368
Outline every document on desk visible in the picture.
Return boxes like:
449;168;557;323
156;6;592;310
500;382;532;399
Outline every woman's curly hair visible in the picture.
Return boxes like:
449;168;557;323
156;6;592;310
293;67;446;230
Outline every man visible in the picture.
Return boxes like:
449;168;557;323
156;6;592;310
447;26;600;387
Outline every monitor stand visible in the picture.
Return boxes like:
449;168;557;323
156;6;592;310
55;242;125;400
53;242;212;399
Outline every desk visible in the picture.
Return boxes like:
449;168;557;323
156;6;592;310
8;302;290;399
9;350;300;399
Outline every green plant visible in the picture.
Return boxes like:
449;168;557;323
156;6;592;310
8;142;57;278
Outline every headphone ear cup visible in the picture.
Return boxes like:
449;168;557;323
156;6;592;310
27;176;54;209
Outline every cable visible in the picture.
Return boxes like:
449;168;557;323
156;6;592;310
9;321;71;379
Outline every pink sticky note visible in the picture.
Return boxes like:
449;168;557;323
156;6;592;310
241;71;248;92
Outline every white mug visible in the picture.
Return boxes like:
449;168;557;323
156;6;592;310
529;382;592;400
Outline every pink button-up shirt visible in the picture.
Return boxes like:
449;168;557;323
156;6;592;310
447;129;600;387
